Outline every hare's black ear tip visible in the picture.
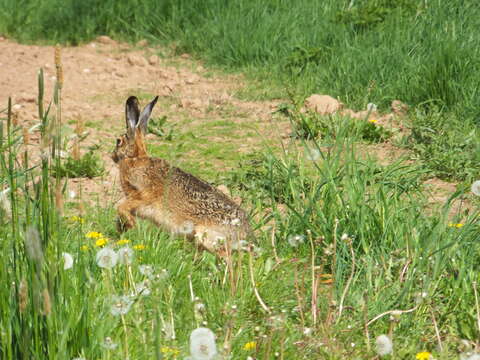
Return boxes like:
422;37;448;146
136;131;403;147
126;96;139;106
152;96;159;105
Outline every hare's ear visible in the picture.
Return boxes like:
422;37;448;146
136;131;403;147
125;96;140;139
137;96;159;134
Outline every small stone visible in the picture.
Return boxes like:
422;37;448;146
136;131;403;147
18;94;36;103
391;100;408;116
136;39;148;47
185;77;196;85
148;55;159;66
96;35;115;45
180;53;191;59
304;94;343;115
127;54;148;67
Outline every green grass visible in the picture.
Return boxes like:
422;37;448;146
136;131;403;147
2;71;480;359
2;2;480;358
1;0;480;118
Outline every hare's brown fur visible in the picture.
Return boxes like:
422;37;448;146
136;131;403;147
112;96;251;254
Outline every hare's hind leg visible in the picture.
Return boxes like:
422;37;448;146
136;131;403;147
116;197;144;233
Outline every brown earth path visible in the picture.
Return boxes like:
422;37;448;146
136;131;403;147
0;36;466;216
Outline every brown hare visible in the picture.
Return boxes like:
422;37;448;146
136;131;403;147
111;96;252;254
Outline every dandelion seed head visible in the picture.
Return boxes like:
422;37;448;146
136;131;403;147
304;147;321;161
194;303;206;313
110;295;133;316
367;103;377;112
134;281;151;296
102;336;118;350
62;252;74;270
117;246;134;265
471;180;480;196
96;248;118;269
287;234;305;247
375;335;393;356
68;190;76;199
139;264;154;278
189;327;217;360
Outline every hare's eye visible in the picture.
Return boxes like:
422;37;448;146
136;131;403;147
116;138;121;146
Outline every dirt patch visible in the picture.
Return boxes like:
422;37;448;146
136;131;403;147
0;37;464;216
0;37;286;207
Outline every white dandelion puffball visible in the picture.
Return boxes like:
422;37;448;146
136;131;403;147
287;234;305;247
189;327;218;360
117;246;134;265
367;102;378;112
139;264;154;278
96;248;118;269
110;295;133;316
471;180;480;196
101;336;118;350
62;252;74;270
305;147;321;161
465;354;480;360
179;220;195;235
134;281;151;296
375;334;393;356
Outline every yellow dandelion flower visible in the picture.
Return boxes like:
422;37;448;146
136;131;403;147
416;351;432;360
80;245;89;251
448;223;463;228
243;341;257;351
86;231;103;238
133;244;146;251
116;239;130;245
161;346;180;356
368;119;378;123
69;215;85;223
95;238;108;247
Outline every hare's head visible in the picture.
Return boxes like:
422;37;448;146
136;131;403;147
112;96;158;163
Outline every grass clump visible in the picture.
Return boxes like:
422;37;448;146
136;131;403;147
402;110;480;182
52;149;105;178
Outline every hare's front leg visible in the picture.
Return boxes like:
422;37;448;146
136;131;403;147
116;198;143;233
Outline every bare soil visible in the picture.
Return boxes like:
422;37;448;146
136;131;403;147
0;37;466;216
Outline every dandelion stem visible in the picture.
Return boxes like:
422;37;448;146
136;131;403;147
308;230;317;326
367;305;418;327
430;308;443;352
121;314;129;360
248;246;270;313
337;238;355;323
473;281;480;338
270;224;280;264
